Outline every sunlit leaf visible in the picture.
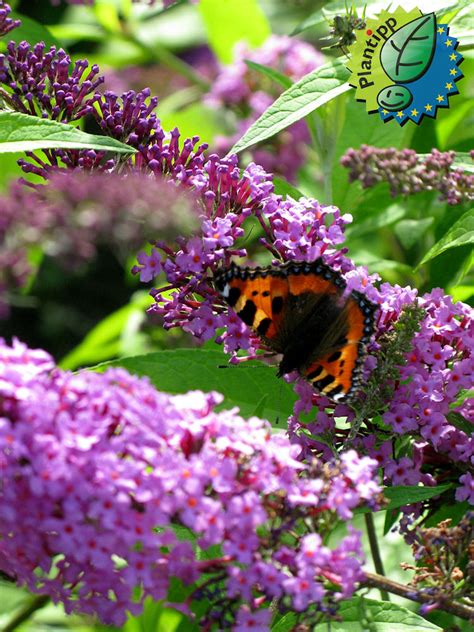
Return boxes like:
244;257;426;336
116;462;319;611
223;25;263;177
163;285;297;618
244;60;293;89
313;597;442;630
94;349;297;423
0;112;136;155
231;59;351;155
272;176;304;199
346;204;407;239
418;209;474;266
384;484;454;510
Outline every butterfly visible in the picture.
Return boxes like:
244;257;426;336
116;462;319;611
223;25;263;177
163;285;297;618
214;259;378;402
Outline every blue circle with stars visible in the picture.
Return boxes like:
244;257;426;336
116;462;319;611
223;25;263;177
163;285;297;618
379;23;463;125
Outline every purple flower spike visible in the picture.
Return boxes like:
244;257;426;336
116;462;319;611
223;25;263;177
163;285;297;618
0;3;20;36
95;89;159;147
0;41;104;121
341;146;474;205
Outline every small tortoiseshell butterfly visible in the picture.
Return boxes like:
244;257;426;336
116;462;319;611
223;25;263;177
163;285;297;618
214;259;378;402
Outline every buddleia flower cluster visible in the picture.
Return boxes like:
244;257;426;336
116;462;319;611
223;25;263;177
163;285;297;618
206;35;324;182
340;146;474;205
0;338;381;629
0;2;19;37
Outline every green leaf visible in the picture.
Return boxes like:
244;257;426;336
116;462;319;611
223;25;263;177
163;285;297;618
446;411;472;434
418;209;474;266
272;176;304;199
244;60;293;89
447;284;474;302
271;612;298;631
47;23;105;44
332;97;412;211
198;0;271;64
384;484;454;511
4;11;60;49
0;112;136;155
230;59;351;155
59;292;152;370
313;597;442;630
93;349;297;422
424;501;470;527
393;217;434;250
346;204;407;239
381;14;436;83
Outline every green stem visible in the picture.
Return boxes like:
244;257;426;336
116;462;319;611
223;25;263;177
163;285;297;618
364;514;390;601
2;595;50;632
127;33;210;91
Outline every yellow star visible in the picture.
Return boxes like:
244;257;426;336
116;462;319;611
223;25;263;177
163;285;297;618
410;108;419;116
425;103;432;112
396;111;404;118
437;27;445;34
445;39;452;47
450;52;457;61
436;94;444;102
382;109;389;115
450;68;458;76
445;82;453;90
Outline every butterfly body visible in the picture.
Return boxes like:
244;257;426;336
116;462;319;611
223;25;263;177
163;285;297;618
214;259;378;402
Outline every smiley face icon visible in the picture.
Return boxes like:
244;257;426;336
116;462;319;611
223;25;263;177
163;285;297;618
377;85;413;111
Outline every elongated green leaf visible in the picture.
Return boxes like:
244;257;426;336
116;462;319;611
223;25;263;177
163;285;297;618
384;484;453;510
332;97;412;211
418;209;474;266
313;597;442;630
198;0;270;64
94;349;297;422
59;292;152;370
231;59;351;155
48;23;105;43
393;217;434;250
271;613;298;631
0;112;136;154
272;176;304;199
346;204;407;239
244;60;293;89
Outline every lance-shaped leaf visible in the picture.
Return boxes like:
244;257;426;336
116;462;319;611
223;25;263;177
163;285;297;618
381;13;436;83
0;111;136;154
230;58;350;155
418;209;474;266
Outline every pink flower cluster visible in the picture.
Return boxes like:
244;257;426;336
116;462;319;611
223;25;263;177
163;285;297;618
290;282;473;507
0;338;381;628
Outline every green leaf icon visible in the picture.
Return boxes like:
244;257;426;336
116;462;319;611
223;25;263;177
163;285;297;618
380;13;436;84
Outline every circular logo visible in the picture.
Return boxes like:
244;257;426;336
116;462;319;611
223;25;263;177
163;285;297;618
346;6;464;125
